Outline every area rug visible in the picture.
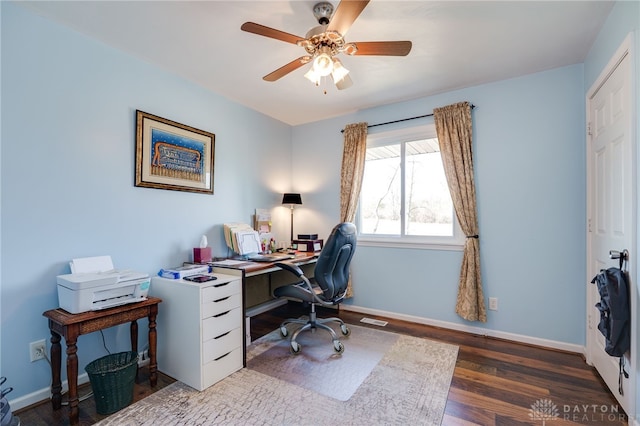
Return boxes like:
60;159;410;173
248;324;399;401
96;324;458;426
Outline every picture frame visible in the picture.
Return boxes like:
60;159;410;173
135;110;215;194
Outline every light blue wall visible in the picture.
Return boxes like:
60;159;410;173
1;2;292;402
3;0;637;410
292;64;587;345
583;1;639;420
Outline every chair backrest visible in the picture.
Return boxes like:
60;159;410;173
314;222;357;302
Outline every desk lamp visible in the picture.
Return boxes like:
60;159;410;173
282;193;302;247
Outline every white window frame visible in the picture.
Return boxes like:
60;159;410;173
356;123;465;251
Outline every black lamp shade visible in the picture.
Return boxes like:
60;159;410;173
282;193;302;205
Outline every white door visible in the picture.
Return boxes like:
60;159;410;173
586;39;635;416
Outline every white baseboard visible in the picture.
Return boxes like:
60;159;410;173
11;308;586;412
11;350;150;412
9;372;90;412
341;304;585;354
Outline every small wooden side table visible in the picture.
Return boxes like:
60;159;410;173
43;297;161;425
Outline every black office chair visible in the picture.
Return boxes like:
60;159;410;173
273;222;357;354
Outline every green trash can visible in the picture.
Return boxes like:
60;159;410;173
85;351;138;415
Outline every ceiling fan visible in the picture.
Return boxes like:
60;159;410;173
240;0;412;91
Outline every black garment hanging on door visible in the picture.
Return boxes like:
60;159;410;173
591;259;630;394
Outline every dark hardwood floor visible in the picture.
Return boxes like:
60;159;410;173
16;302;627;425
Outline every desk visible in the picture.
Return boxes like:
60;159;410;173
42;297;161;425
211;252;317;274
208;252;318;317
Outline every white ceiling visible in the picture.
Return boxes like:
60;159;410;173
20;1;614;126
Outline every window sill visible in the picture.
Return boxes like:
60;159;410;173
357;237;464;251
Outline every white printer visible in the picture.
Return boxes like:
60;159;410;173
56;255;150;314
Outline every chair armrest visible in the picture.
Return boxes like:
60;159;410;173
274;261;336;306
274;262;304;277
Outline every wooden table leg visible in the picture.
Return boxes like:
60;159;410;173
65;333;79;425
130;320;139;382
42;299;162;426
148;305;158;387
49;329;62;410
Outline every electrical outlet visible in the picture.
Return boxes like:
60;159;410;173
489;297;498;311
138;349;150;367
30;339;47;362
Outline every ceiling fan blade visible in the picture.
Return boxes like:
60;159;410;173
241;22;303;45
263;56;311;82
326;0;370;37
352;41;412;56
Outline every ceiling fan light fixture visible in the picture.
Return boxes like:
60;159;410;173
335;73;353;90
313;47;334;76
304;67;321;85
331;58;349;83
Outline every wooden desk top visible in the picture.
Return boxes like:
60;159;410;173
43;297;162;326
207;252;318;275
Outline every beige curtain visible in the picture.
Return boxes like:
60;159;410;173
434;102;486;322
340;122;368;298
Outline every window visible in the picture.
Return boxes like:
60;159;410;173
357;124;464;249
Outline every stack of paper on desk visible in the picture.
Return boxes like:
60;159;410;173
254;208;272;234
223;223;261;255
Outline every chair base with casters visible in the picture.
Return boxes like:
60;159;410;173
278;302;351;354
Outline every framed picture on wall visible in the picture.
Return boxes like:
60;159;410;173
135;110;215;194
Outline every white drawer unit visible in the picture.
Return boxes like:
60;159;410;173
151;272;244;391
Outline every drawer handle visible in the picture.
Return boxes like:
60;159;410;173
214;351;231;361
214;331;230;340
214;282;231;288
214;310;231;318
213;296;230;303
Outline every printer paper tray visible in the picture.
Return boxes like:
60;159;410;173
92;283;142;310
93;295;148;310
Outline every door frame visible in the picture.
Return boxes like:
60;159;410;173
585;32;637;419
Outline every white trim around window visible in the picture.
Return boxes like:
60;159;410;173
356;122;465;251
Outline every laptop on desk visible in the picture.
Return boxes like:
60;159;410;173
247;253;295;263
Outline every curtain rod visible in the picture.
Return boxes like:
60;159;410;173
340;104;476;133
